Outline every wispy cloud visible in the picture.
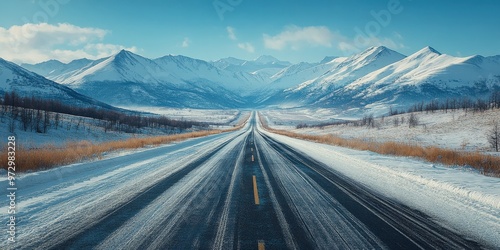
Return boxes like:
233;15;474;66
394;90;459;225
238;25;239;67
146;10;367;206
182;37;191;48
0;23;138;63
263;25;335;50
227;26;237;40
238;42;255;53
263;25;405;54
226;26;254;53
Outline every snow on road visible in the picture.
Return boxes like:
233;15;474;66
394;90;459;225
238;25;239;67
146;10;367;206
0;128;245;249
258;121;500;248
255;131;385;249
95;129;249;249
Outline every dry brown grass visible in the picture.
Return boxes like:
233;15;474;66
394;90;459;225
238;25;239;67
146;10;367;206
1;116;248;172
259;114;500;177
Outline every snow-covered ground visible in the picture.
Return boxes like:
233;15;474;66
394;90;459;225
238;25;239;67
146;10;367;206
0;113;144;149
258;120;500;248
0;127;248;249
262;108;500;154
0;109;247;148
260;108;345;126
117;106;245;124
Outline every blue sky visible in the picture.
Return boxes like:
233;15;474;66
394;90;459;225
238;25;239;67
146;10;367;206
1;0;499;63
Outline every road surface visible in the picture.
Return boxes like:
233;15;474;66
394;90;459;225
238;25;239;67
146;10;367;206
4;113;483;249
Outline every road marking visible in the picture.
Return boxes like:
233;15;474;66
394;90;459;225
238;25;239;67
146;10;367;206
258;240;265;250
252;175;260;205
251;148;253;152
251;155;254;162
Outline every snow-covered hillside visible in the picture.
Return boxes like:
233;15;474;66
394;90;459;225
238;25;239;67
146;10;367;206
261;46;407;107
212;55;291;76
314;47;500;113
0;108;244;148
262;108;500;154
0;58;114;109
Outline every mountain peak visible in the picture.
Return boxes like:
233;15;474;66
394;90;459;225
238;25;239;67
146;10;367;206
320;56;338;64
405;46;442;61
68;58;92;65
254;55;280;64
420;46;441;55
350;46;405;66
115;49;133;57
363;46;401;56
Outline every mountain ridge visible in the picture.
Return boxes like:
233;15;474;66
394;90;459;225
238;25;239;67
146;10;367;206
0;57;118;110
14;46;500;114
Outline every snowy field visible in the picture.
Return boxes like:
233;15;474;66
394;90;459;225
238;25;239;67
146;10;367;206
0;113;145;149
0;109;248;149
117;106;246;124
262;108;500;154
260;123;500;248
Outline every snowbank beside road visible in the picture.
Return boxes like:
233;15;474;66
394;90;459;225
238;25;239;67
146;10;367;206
260;123;500;247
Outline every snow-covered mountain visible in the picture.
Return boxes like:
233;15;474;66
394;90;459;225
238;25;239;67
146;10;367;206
314;46;500;113
260;46;406;107
23;50;253;108
0;58;115;109
212;55;291;79
18;46;500;114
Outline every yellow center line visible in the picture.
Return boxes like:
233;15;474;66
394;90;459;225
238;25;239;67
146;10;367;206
252;175;260;205
258;240;265;250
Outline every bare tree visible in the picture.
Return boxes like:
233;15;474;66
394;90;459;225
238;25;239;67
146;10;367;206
491;91;500;109
393;117;400;127
8;117;16;133
409;113;419;128
35;109;43;133
54;113;60;130
488;121;499;152
20;108;32;131
43;110;51;133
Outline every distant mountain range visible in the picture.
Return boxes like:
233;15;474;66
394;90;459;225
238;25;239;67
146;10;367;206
3;46;499;115
0;58;116;109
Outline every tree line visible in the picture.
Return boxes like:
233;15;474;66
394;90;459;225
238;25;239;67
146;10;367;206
390;91;500;115
1;91;207;134
295;91;500;151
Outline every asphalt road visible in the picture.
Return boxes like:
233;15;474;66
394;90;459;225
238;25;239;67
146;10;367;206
27;114;481;250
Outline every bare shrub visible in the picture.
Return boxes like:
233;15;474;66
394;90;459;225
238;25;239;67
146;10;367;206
488;121;499;152
408;113;419;128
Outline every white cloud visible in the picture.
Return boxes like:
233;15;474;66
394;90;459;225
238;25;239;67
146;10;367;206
227;26;254;53
238;42;255;53
393;31;403;40
263;25;406;55
0;23;138;63
182;37;190;48
227;26;237;40
263;25;335;50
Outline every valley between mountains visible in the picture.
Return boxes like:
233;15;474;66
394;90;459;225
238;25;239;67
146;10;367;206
5;45;498;115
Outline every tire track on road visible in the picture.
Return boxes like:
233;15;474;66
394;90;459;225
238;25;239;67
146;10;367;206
258;130;482;249
47;130;247;250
